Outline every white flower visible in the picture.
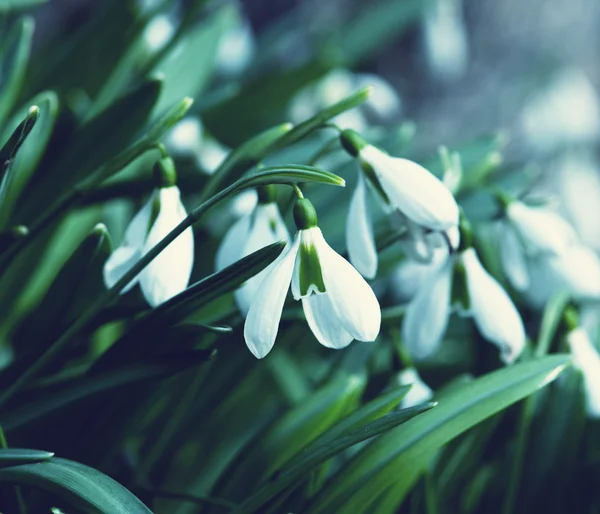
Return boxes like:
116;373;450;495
402;246;525;364
525;245;600;307
288;69;401;132
397;367;434;409
567;327;600;418
244;199;381;359
344;139;459;276
521;68;600;152
216;12;255;77
499;200;579;293
166;116;230;174
554;153;600;251
143;14;176;52
422;0;469;83
216;201;290;315
103;186;194;307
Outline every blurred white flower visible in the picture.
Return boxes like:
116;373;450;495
521;68;600;152
422;0;469;83
104;184;194;307
397;367;434;408
343;134;459;276
525;245;600;308
499;200;578;293
567;327;600;418
216;191;291;315
216;16;255;77
166;116;230;175
288;69;401;132
244;199;380;359
143;14;176;52
402;245;525;364
554;153;600;251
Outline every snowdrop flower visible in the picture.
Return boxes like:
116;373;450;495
397;367;434;408
103;157;194;307
288;69;401;132
422;0;469;83
244;197;381;359
340;129;459;278
554;153;600;251
166;116;230;175
524;245;600;308
216;186;291;315
567;326;600;418
402;217;525;363
143;14;176;52
498;198;578;292
216;13;255;77
521;68;600;152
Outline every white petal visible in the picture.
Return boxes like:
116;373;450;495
422;0;469;83
390;246;448;302
346;174;378;279
499;223;530;291
232;203;291;315
397;367;434;408
506;201;578;255
102;246;143;293
103;192;154;292
244;235;300;359
360;145;459;231
567;327;600;418
310;228;381;341
546;245;600;300
302;294;354;349
215;214;252;271
197;138;230;175
402;261;452;360
461;248;525;364
355;73;402;120
140;187;194;307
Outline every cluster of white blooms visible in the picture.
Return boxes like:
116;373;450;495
497;196;600;308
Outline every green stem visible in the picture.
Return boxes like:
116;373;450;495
0;165;342;410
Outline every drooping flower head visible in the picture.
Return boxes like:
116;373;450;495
565;306;600;418
244;196;381;359
340;129;460;278
397;367;434;409
402;213;525;364
103;157;194;307
216;185;290;315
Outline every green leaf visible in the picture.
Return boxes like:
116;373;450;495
2;350;213;431
10;224;111;356
199;122;294;201
0;105;39;206
0;457;152;513
218;373;368;503
237;391;434;513
150;6;233;116
0;17;34;127
266;87;372;153
308;355;571;513
202;61;331;145
0;0;48;9
0;449;54;468
333;0;431;66
0;92;58;227
90;241;286;373
535;291;571;357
